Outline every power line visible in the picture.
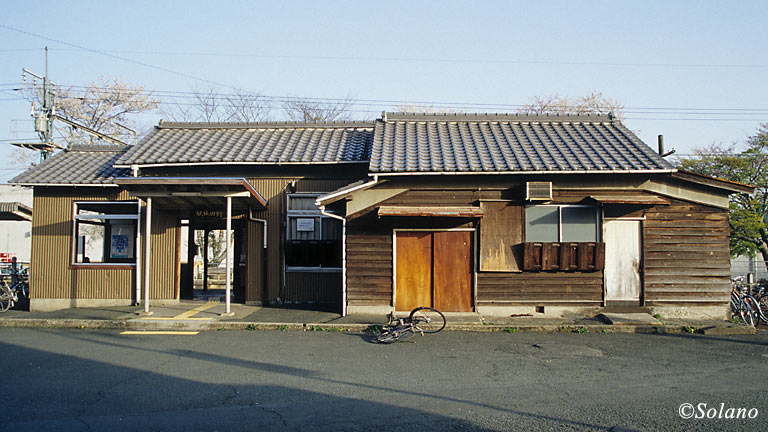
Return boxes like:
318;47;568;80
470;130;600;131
7;81;767;115
0;24;243;92
14;46;768;69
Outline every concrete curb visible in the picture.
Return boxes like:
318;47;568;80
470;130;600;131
0;318;757;335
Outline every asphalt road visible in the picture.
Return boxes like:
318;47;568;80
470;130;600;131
1;328;766;431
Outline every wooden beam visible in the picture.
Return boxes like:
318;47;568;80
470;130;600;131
377;205;483;217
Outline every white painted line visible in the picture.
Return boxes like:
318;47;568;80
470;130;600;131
120;331;199;335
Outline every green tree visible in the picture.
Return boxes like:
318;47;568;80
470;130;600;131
679;124;768;272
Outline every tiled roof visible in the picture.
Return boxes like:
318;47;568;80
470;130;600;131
115;121;374;167
369;113;674;174
10;145;130;186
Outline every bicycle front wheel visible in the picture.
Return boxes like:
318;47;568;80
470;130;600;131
740;298;758;327
757;296;768;325
376;327;413;343
409;307;446;334
0;284;12;312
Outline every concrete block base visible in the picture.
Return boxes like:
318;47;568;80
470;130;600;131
30;298;180;312
346;305;394;316
649;305;730;321
476;305;600;318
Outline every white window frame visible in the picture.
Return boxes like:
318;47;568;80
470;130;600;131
285;193;342;272
524;204;601;242
72;201;140;266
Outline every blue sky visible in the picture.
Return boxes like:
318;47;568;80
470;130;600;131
1;0;767;182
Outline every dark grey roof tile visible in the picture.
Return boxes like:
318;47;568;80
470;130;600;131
370;113;674;173
116;121;374;166
10;145;130;185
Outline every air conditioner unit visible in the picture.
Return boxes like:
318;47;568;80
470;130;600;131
526;181;553;201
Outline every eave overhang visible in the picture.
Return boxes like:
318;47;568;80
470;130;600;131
0;202;33;221
114;177;268;209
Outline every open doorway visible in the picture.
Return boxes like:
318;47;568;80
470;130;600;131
180;220;244;302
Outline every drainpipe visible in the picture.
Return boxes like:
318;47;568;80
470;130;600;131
320;206;347;316
248;209;268;249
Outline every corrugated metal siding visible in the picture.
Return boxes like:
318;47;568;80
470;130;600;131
30;188;134;299
147;208;178;299
246;218;264;303
643;200;730;305
246;177;355;303
284;271;341;304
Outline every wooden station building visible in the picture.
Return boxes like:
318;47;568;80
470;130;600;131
11;113;752;319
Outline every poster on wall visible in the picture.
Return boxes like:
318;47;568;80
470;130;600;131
296;218;315;232
110;223;135;259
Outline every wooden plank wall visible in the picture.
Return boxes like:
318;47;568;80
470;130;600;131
643;199;730;305
477;272;603;304
346;217;393;306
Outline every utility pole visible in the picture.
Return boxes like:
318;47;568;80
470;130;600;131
14;47;63;162
13;47;127;161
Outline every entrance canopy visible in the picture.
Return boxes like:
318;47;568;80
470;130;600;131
0;202;32;221
115;177;268;209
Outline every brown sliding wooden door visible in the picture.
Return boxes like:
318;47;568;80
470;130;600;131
395;231;473;312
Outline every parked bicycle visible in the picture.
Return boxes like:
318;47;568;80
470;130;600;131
376;306;446;343
730;277;767;327
0;264;28;312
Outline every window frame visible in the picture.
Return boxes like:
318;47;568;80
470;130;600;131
285;193;342;272
71;200;140;267
524;204;601;243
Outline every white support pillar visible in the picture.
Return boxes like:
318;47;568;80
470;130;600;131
143;197;153;315
223;196;233;316
135;200;142;306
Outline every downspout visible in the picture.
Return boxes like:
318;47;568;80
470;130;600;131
320;206;347;316
248;208;268;248
314;174;380;317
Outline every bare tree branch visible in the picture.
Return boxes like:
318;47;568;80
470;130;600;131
517;91;624;119
282;97;352;122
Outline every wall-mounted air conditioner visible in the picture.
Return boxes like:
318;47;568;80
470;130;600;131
526;181;553;201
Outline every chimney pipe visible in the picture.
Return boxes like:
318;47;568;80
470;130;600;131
657;135;664;155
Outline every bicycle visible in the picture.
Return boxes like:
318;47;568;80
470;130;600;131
376;306;446;343
730;278;762;327
0;266;28;312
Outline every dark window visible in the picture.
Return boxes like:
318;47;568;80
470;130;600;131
285;194;342;269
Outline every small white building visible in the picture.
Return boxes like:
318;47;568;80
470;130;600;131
0;184;33;263
731;255;768;282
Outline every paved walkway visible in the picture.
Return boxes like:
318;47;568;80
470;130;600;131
0;299;758;335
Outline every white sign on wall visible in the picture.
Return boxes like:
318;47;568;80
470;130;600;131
296;218;315;232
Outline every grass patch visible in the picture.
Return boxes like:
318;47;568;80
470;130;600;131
573;326;589;334
504;327;517;334
306;325;344;332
